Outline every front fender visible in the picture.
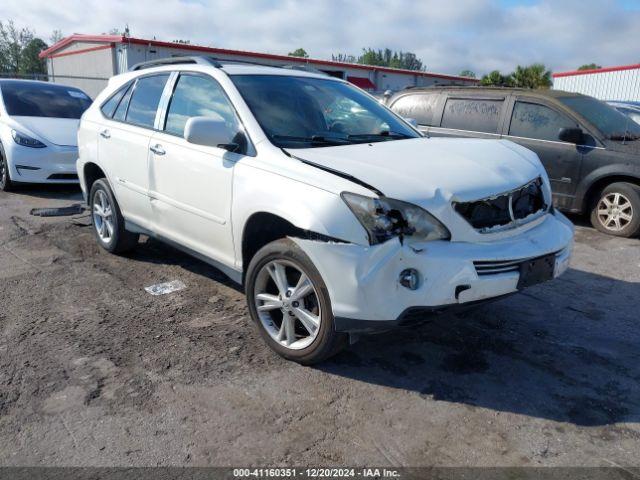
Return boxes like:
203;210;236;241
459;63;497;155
231;161;369;269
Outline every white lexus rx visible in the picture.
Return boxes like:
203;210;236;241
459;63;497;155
77;58;574;364
0;79;92;191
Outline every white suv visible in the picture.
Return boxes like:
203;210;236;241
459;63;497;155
77;57;574;364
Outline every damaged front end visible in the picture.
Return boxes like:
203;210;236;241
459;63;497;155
452;177;548;233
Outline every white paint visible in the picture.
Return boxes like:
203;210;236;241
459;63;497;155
78;63;575;324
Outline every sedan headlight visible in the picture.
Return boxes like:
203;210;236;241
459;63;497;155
341;192;450;245
12;129;46;148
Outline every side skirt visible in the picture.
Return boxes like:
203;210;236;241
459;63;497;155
124;220;243;285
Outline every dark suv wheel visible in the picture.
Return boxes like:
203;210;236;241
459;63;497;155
590;182;640;237
90;179;140;253
245;238;347;364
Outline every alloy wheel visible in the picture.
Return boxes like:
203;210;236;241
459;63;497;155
597;192;634;232
93;189;115;242
253;259;322;350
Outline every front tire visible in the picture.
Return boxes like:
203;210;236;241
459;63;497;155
89;179;139;253
245;238;347;364
590;182;640;238
0;148;14;192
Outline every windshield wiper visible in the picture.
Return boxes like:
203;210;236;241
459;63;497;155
348;131;414;141
271;134;352;146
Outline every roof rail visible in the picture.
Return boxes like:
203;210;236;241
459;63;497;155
128;55;325;73
129;56;221;71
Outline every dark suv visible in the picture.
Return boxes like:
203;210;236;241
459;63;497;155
388;87;640;237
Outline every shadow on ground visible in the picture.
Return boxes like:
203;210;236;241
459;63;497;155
8;183;83;201
320;267;640;427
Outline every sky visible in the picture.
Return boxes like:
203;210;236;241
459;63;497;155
1;0;639;76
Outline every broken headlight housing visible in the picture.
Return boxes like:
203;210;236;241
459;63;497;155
341;192;450;245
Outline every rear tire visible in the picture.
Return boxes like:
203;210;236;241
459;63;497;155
590;182;640;238
0;148;14;192
245;238;347;364
89;179;139;253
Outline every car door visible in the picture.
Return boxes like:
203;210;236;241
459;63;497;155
98;73;170;228
147;72;243;268
428;94;509;140
504;97;584;209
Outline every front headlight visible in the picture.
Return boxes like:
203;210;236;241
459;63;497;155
12;129;46;148
341;192;450;245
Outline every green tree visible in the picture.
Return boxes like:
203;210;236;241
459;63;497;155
331;53;357;63
20;38;48;75
577;63;601;71
288;48;308;58
480;70;511;86
333;48;424;71
510;63;552;89
0;20;48;75
459;69;476;78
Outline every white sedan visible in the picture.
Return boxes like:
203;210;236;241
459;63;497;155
0;79;92;191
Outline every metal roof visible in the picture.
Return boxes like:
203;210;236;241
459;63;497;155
39;34;479;83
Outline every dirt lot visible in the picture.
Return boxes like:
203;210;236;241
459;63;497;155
0;185;639;467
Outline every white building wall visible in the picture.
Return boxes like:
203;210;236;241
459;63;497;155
47;41;116;98
553;68;640;101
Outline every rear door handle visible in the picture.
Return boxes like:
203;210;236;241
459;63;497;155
100;129;110;139
150;144;165;156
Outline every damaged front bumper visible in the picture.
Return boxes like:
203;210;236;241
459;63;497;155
291;211;574;332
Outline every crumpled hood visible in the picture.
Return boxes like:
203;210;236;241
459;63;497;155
291;137;543;206
11;116;79;147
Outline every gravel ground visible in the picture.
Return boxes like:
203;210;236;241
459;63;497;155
0;185;639;467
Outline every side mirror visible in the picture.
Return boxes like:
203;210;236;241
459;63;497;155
404;117;418;128
558;127;583;144
184;115;239;151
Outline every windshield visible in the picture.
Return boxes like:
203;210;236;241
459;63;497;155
559;95;640;140
1;81;92;119
230;74;419;148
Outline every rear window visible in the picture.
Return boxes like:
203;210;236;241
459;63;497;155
441;98;504;133
125;74;170;128
0;81;92;118
390;93;440;126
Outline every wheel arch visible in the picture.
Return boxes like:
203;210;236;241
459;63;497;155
579;171;640;213
240;211;347;283
83;162;108;196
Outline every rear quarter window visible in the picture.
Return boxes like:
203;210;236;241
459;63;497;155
390;93;440;126
441;98;504;134
100;82;132;118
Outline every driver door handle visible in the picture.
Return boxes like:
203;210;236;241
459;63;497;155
100;129;110;139
150;144;165;156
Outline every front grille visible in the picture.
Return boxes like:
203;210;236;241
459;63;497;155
474;259;523;276
47;173;78;180
454;177;547;233
474;251;560;276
